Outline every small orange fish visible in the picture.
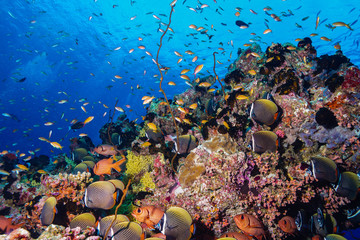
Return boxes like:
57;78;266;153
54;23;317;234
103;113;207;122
180;75;190;81
189;24;197;29
234;214;266;240
84;116;94;124
39;137;50;143
320;36;331;41
287;46;296;50
37;170;47;174
115;107;124;112
181;69;190;74
194;64;204;76
132;206;165;229
199;82;211;87
189;103;198;110
315;16;320;30
93;156;126;176
263;29;272;34
251;52;261;58
141;142;152;148
142;96;155;105
248;69;256;76
147;122;158;132
50;142;63;150
278;216;297;234
168;81;176;86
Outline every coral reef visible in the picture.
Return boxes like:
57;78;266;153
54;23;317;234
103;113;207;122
1;38;360;240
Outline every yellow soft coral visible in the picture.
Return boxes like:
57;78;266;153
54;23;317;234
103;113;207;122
139;172;156;191
125;151;157;193
125;150;154;176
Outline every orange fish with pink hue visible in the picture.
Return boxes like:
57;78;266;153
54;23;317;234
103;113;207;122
131;205;165;229
93;156;126;176
0;216;23;234
278;216;297;234
91;144;119;156
234;214;266;240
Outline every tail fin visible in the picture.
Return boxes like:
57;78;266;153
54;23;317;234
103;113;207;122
112;157;126;173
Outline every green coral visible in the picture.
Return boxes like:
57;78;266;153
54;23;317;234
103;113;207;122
125;150;153;176
64;155;76;168
139;126;147;138
30;180;41;187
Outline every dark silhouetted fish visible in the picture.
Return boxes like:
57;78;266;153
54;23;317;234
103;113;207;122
174;135;198;154
72;148;88;162
334;171;360;200
71;121;85;130
2;113;20;122
309;156;339;183
310;208;337;237
16;77;26;82
249;99;281;126
324;234;347;240
235;20;249;29
251;131;278;153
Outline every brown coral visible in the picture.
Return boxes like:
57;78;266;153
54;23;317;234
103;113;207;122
178;152;206;188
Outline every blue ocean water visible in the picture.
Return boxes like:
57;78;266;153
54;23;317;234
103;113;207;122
1;0;359;156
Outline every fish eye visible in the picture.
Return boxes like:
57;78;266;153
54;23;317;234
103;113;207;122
241;215;244;219
137;208;142;213
283;220;287;224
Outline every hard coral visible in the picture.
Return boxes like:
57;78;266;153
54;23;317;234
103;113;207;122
342;66;360;89
202;134;239;155
178;152;206;188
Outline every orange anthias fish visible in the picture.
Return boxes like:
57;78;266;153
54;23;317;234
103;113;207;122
0;216;23;234
93;156;126;176
234;214;266;240
131;206;165;229
278;216;297;234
